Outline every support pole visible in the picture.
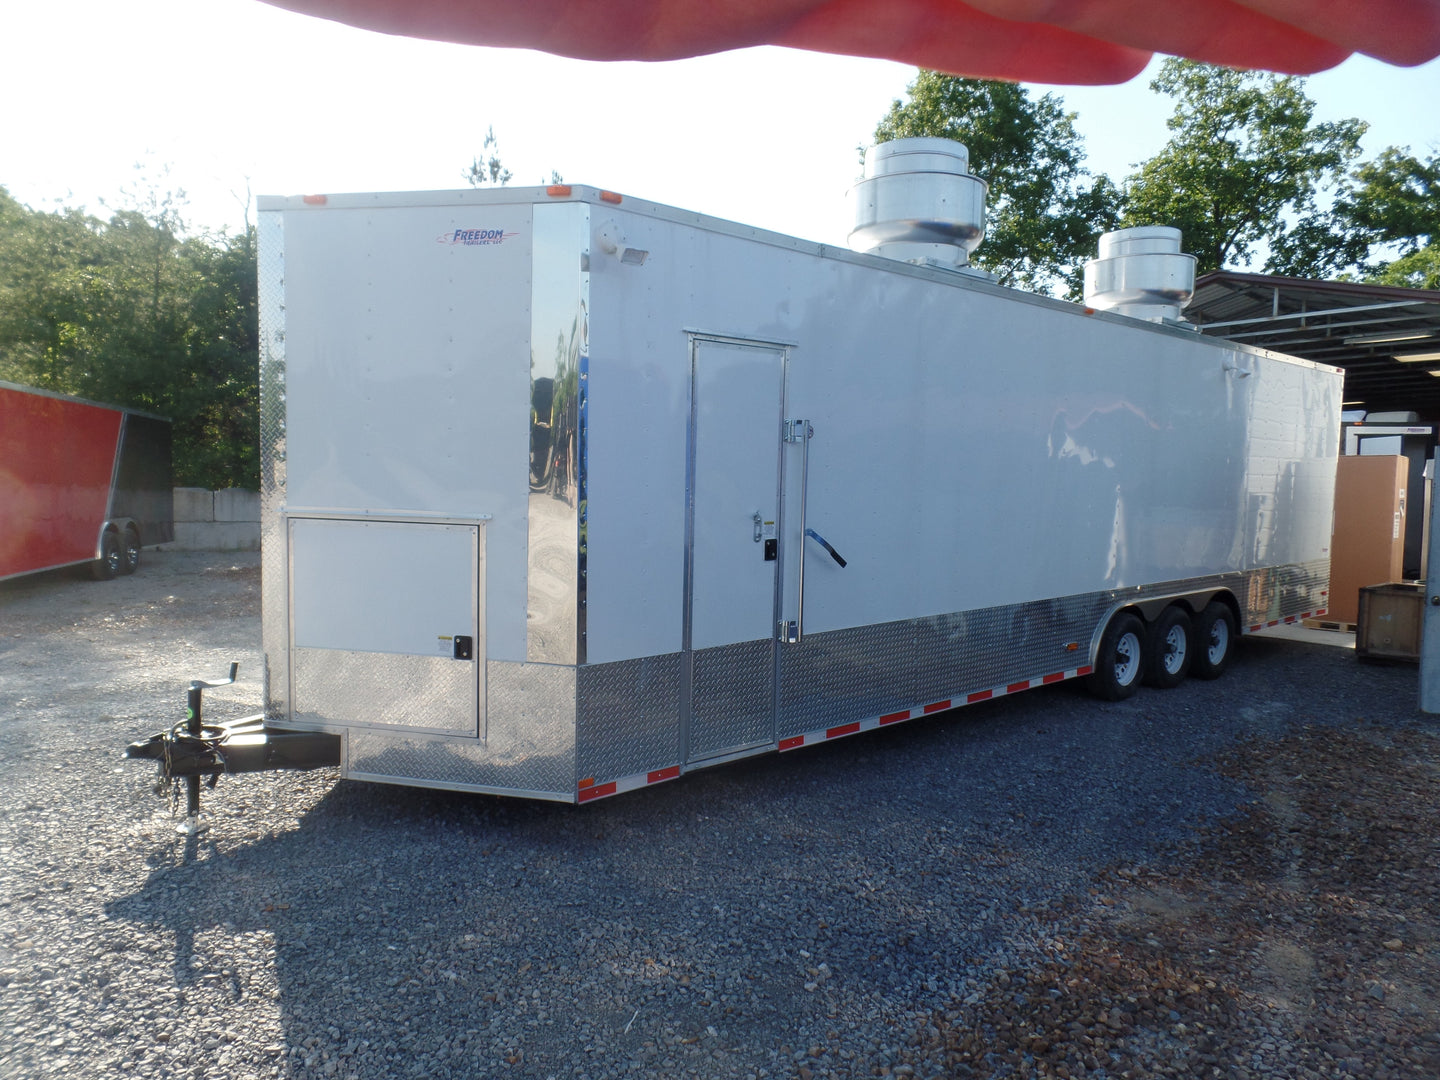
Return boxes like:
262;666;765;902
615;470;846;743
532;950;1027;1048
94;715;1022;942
186;681;204;820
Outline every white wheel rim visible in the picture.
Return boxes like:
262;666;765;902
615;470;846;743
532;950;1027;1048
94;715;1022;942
1163;624;1187;675
1115;631;1142;686
1208;619;1229;665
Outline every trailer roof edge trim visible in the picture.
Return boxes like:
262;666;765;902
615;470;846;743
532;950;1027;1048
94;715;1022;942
255;186;1330;371
0;379;172;422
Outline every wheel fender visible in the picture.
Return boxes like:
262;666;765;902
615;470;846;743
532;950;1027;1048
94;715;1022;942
94;518;138;559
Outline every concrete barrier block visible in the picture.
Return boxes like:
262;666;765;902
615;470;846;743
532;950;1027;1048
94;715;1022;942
169;521;261;552
214;488;260;523
172;487;215;523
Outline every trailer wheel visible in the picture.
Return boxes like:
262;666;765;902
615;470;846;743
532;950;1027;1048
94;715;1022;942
120;527;141;575
1143;605;1192;689
92;530;121;581
1190;601;1237;680
1088;612;1145;701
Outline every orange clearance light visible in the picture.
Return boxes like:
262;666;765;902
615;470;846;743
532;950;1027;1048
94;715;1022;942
546;185;573;197
1065;642;1080;651
599;190;622;204
302;194;327;205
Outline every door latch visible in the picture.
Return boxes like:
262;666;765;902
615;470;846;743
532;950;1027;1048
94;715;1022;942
753;510;763;542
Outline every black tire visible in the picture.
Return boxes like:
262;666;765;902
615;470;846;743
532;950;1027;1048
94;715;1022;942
1087;612;1146;701
92;530;121;581
120;527;141;575
1190;600;1238;680
1143;605;1192;689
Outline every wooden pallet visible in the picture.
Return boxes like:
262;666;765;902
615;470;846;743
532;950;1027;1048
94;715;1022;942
1302;618;1357;632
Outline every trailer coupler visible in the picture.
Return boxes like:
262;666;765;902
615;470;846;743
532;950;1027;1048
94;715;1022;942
124;663;341;828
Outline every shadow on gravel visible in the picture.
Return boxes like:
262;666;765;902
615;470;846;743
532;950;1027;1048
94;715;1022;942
102;637;1430;1078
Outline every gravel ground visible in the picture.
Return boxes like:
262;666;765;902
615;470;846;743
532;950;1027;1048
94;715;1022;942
1;549;1436;1079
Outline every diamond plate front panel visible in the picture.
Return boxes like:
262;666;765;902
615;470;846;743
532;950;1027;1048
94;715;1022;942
347;661;576;798
293;648;477;735
257;210;289;723
690;638;774;761
577;654;682;781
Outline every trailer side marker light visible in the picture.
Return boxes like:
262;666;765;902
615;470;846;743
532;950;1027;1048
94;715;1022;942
578;776;595;789
599;190;623;204
879;710;910;725
923;700;951;714
779;736;805;751
967;690;993;704
647;765;681;784
578;781;617;803
547;185;573;197
302;194;327;205
1065;642;1080;651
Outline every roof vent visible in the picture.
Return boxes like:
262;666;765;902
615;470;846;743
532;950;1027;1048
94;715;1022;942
849;138;988;273
1083;226;1196;324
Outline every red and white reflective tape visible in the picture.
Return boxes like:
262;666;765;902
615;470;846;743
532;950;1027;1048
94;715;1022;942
1245;608;1325;634
777;664;1094;753
577;764;680;804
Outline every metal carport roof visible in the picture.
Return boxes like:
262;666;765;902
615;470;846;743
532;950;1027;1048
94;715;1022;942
1185;271;1440;416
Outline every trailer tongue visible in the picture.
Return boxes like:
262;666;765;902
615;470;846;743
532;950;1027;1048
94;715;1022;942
124;664;340;829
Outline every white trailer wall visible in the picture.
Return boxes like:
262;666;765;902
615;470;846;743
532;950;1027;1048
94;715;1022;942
582;205;1338;667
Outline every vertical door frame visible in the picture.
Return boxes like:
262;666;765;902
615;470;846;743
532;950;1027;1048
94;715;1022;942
680;332;792;765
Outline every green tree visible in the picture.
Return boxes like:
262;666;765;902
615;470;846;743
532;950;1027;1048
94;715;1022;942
0;184;259;489
1123;59;1366;274
1269;147;1440;283
463;126;513;187
1347;148;1439;288
872;71;1122;297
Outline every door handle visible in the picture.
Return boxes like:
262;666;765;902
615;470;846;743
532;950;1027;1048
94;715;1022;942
805;528;847;568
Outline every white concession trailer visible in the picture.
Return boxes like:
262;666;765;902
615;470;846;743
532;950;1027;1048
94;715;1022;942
247;147;1340;805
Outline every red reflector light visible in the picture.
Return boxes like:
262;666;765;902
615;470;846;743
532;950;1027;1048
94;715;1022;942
599;190;622;204
546;185;573;197
302;194;327;205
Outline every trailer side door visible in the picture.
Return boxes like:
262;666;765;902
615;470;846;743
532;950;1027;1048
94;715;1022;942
683;337;787;763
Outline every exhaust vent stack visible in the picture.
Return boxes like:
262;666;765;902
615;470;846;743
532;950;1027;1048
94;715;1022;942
849;138;988;273
1083;226;1196;324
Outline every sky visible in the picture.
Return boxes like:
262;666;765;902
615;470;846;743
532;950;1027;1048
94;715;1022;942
3;0;1439;257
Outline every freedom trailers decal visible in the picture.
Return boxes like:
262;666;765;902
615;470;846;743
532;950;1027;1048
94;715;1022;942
437;227;519;247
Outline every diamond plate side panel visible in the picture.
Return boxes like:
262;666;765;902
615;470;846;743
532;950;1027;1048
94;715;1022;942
576;654;682;782
258;210;290;723
1241;557;1329;626
780;565;1332;738
691;638;774;760
910;593;1114;703
347;661;575;797
293;648;477;734
777;620;917;739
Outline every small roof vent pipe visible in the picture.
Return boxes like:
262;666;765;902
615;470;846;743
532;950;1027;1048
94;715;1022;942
849;137;989;275
1082;226;1196;324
